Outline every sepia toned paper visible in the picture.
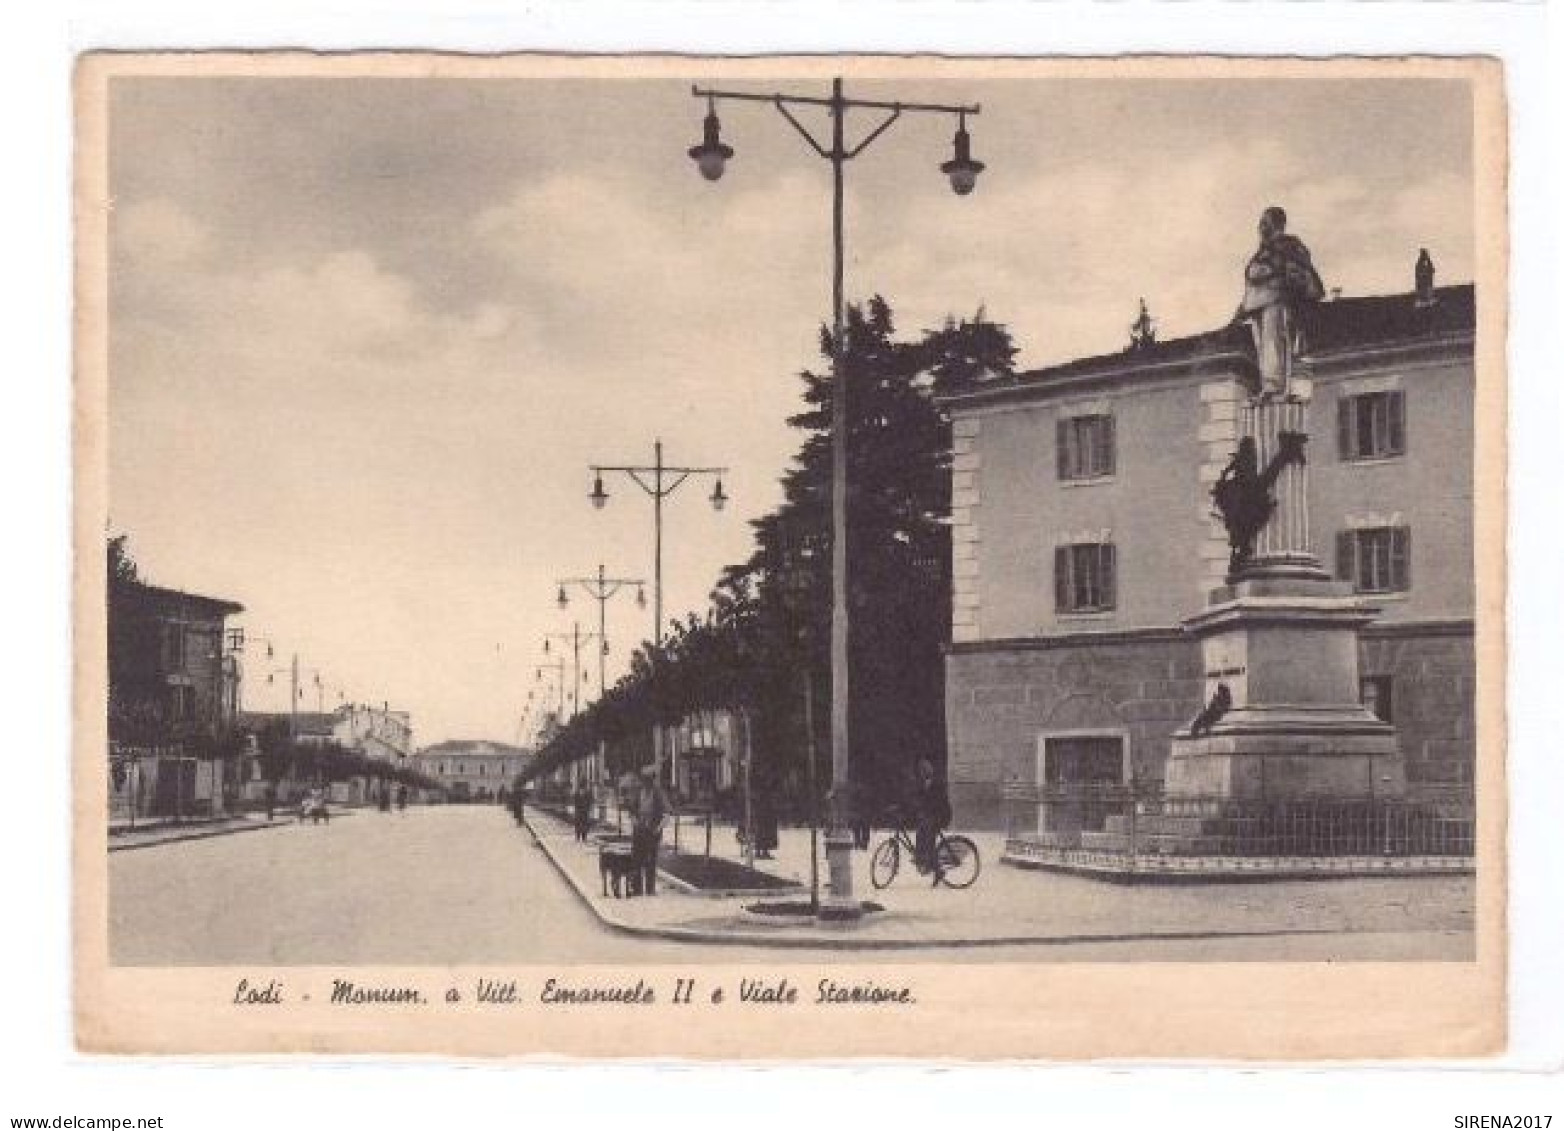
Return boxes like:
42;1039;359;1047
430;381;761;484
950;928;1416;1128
74;51;1507;1059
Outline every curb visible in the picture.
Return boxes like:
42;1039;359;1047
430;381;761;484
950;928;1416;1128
108;819;289;852
521;813;1455;951
1001;853;1477;884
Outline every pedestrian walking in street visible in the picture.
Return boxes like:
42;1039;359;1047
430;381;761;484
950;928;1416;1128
572;782;594;842
631;766;669;897
395;784;408;812
263;781;276;822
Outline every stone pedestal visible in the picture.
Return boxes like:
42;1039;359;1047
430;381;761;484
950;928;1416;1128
1165;391;1405;808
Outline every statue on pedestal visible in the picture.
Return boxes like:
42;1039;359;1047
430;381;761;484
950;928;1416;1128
1235;206;1325;399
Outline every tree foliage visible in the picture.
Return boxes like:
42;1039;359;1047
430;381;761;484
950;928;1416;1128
526;299;1016;814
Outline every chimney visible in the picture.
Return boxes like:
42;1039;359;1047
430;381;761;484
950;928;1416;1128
1414;248;1437;307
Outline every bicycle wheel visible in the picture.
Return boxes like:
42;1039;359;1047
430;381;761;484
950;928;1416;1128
935;835;980;889
869;837;901;889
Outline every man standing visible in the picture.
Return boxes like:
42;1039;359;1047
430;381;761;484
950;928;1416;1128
912;759;952;879
572;781;593;842
631;767;669;897
1236;206;1325;398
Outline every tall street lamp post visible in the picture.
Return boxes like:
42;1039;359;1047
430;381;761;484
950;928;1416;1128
588;438;728;779
687;78;985;919
557;564;646;795
543;622;604;788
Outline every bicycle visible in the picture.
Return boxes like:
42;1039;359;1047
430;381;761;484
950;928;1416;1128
869;816;980;890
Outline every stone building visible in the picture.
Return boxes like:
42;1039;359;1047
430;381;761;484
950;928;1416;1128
409;740;532;802
333;703;414;762
108;582;245;822
936;268;1475;831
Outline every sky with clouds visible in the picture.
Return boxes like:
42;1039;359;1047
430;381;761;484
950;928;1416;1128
107;70;1473;746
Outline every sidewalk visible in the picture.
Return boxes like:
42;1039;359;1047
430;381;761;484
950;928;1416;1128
108;811;310;851
525;810;1475;949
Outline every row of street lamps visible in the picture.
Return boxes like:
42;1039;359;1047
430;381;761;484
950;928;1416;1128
527;79;984;919
227;629;347;740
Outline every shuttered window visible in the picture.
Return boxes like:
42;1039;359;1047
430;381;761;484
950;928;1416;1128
1335;527;1411;593
1337;391;1406;460
1054;543;1117;613
1056;414;1116;480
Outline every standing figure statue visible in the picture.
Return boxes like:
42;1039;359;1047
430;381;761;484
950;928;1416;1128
1235;206;1325;399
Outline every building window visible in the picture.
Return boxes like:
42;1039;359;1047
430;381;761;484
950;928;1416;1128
1336;527;1411;593
1338;391;1405;461
1054;543;1117;613
1056;414;1116;480
161;624;188;672
168;684;195;721
1042;734;1126;785
1361;676;1394;724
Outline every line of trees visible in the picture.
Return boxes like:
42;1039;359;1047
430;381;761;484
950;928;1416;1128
247;717;443;795
526;296;1016;815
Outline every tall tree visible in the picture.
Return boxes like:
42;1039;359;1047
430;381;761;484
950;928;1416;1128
526;299;1018;820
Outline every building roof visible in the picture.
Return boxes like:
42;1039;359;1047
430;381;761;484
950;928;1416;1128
124;583;244;619
938;283;1474;405
414;740;531;759
238;710;339;736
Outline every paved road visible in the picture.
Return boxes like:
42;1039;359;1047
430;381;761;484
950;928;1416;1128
109;805;1471;965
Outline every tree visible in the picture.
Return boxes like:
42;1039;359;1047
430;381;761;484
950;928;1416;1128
525;298;1018;821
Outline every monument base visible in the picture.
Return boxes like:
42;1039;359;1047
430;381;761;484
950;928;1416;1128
1163;570;1405;817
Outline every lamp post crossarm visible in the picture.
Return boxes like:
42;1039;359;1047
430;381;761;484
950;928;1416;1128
543;630;603;644
695;85;974;163
693;83;978;118
594;463;727;500
558;574;643;601
845;107;903;159
772;98;831;159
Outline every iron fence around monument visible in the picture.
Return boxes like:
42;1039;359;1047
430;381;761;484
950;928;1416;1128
1006;780;1474;859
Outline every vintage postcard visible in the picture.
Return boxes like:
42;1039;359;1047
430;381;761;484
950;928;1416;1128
74;52;1506;1059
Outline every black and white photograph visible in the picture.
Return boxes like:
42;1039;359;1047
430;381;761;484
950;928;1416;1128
73;52;1506;1058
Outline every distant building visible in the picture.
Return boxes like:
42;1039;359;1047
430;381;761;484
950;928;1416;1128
333;703;414;761
409;740;533;802
235;704;413;806
238;710;339;746
936;267;1475;830
108;582;244;822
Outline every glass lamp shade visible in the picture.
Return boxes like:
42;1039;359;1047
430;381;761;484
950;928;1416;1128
636;587;646;608
556;586;569;609
945;162;981;196
941;123;985;197
709;477;728;511
694;149;729;182
589;474;609;509
688;110;734;182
